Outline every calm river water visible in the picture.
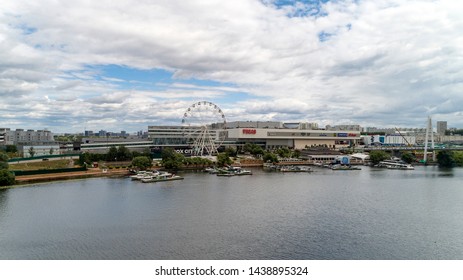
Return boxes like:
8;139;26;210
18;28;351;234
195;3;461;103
1;166;462;260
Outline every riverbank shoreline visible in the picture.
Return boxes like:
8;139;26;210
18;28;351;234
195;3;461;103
1;160;436;190
3;168;131;189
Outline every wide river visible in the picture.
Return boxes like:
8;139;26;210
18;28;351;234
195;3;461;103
1;166;462;260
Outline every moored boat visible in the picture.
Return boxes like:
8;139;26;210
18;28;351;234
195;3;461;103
130;170;160;180
141;172;184;183
376;160;414;170
279;165;312;172
386;164;414;170
231;167;252;175
331;164;361;171
204;167;219;174
216;172;235;177
216;166;252;176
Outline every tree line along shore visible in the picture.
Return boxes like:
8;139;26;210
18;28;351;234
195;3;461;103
2;144;463;188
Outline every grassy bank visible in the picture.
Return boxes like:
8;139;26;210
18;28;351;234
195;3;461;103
9;159;73;171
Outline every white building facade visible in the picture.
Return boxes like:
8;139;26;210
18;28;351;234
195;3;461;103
226;128;361;149
2;129;55;145
362;135;416;146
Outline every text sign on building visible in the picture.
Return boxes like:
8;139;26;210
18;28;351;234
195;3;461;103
175;149;193;154
242;129;257;135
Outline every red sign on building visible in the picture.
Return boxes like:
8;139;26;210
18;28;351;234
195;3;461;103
242;129;257;134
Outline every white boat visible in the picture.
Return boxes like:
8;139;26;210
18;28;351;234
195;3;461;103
130;171;159;180
377;160;414;170
216;172;235;177
217;166;252;176
204;167;219;174
279;165;312;172
331;164;361;171
386;164;415;170
141;172;184;183
230;167;252;175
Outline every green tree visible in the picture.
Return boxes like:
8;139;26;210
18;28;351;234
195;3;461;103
252;146;264;156
0;169;15;186
0;161;8;170
369;150;390;165
161;148;185;170
141;148;153;158
217;152;232;166
437;150;455;168
49;148;54;155
242;143;264;156
28;147;36;157
185;157;213;168
453;151;463;167
242;143;253;154
0;152;9;170
192;157;202;167
0;153;8;162
106;146;118;161
401;152;416;164
292;149;301;158
131;156;153;170
276;147;291;158
200;157;213;167
224;147;237;157
5;145;17;153
161;147;176;160
117;145;132;161
0;153;14;186
79;152;92;166
263;151;279;163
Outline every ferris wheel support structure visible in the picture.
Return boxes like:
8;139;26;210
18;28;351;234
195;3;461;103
181;101;226;157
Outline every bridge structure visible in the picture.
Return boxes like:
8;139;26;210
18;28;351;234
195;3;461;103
341;145;463;163
344;116;463;163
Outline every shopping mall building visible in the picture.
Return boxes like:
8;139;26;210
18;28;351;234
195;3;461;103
148;121;361;153
225;127;360;150
65;122;360;157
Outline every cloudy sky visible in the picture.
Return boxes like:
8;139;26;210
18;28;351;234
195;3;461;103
1;0;462;133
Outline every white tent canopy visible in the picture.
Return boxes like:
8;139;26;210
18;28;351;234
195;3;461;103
350;153;370;161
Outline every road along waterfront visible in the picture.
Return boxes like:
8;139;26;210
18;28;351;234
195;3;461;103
1;166;462;259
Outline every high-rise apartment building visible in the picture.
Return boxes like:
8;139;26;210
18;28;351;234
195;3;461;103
436;121;447;135
1;128;55;145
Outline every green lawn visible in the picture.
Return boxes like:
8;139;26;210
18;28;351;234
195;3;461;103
9;160;74;171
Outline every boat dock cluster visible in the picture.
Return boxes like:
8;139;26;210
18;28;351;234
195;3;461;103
263;163;313;172
204;166;253;176
128;158;415;184
130;170;184;183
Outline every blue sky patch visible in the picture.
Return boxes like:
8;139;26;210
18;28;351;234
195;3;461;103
78;64;253;104
318;31;333;42
267;0;330;18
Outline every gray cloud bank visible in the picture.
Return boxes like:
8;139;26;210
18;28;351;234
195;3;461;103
1;0;462;132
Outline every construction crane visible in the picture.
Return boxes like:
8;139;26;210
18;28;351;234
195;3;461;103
394;127;412;147
395;127;419;163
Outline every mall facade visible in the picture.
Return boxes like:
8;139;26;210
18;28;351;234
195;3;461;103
63;122;361;157
148;121;361;154
225;127;360;150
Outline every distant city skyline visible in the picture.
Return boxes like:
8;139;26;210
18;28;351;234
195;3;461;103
2;118;458;136
1;0;462;133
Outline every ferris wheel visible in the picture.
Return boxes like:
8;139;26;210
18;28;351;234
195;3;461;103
181;101;227;157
